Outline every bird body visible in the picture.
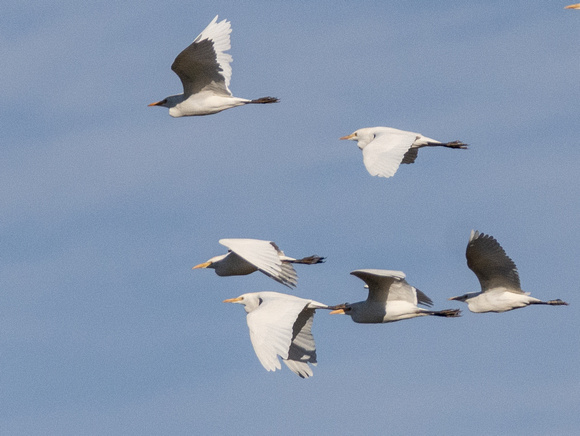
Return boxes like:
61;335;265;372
192;238;325;288
449;230;569;313
340;126;467;178
224;291;333;378
149;16;278;117
330;269;461;323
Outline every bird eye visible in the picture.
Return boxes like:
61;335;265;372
258;297;263;305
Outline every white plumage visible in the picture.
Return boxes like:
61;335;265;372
449;230;569;313
340;126;467;179
223;291;334;378
330;269;461;323
149;16;278;117
192;238;325;288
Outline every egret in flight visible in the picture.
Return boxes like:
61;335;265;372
149;16;278;117
224;291;337;378
330;269;461;323
340;126;467;179
449;230;569;313
193;238;325;288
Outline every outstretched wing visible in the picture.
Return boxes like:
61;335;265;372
361;131;416;178
220;239;298;287
466;230;522;293
246;293;312;375
171;16;233;97
351;269;408;302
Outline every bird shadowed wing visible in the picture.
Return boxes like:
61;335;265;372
171;16;233;97
466;231;522;292
401;147;419;164
283;308;317;378
351;269;406;302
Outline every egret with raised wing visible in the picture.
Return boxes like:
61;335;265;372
149;16;278;117
449;230;569;313
330;269;461;323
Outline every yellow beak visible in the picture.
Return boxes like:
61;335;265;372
192;261;212;269
223;297;243;303
329;308;346;315
148;101;163;107
339;133;356;140
565;3;580;9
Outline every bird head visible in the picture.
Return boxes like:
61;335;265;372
148;98;169;108
329;303;352;316
223;293;262;313
147;95;185;116
192;254;226;270
340;128;377;149
448;294;469;303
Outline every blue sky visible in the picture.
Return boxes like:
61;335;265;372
2;1;579;434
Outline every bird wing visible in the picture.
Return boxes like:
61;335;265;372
219;239;298;287
246;293;312;373
283;307;317;378
361;131;417;178
466;230;522;293
415;288;434;307
350;269;407;302
171;16;233;97
401;147;419;164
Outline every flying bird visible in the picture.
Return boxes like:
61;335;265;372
340;126;467;179
192;238;325;288
148;16;279;117
224;291;336;378
449;230;569;313
330;269;461;323
565;3;580;9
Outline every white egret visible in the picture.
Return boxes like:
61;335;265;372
330;269;461;323
224;291;335;378
449;230;569;313
148;16;278;117
192;238;325;288
340;126;467;179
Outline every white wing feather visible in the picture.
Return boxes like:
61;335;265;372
246;293;312;373
220;239;298;287
362;131;417;178
192;16;233;89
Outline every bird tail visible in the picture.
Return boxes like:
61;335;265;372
248;96;279;104
426;308;462;318
288;255;326;265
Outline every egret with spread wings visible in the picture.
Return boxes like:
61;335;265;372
340;126;467;179
449;230;568;313
193;238;325;288
330;269;460;323
149;16;278;117
224;291;337;378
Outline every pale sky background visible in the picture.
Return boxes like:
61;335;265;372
2;1;579;435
